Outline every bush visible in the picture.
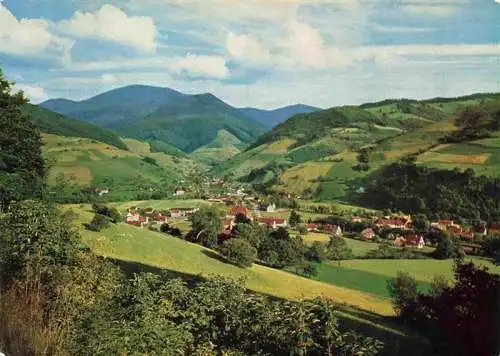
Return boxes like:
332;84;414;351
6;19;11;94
305;241;327;262
87;214;110;232
91;204;121;223
387;272;418;318
218;238;257;268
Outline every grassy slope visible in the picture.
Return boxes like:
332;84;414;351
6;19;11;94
43;134;199;199
23;104;127;150
69;205;393;317
190;129;246;165
219;94;500;202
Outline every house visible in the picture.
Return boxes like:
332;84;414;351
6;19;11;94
351;216;362;223
170;208;185;219
174;187;186;196
322;224;342;237
98;189;109;196
431;220;461;231
258;217;288;229
305;223;319;232
153;213;168;225
375;216;411;229
404;234;425;249
361;228;375;240
266;203;277;213
126;213;148;227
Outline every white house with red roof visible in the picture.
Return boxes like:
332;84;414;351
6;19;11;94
258;217;288;229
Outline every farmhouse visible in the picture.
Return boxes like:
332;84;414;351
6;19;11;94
394;236;406;247
223;218;235;231
258;217;288;229
361;228;375;240
404;234;425;249
431;219;461;231
266;203;277;213
375;216;411;229
305;223;319;232
126;213;148;227
174;187;186;196
153;213;168;225
322;224;342;237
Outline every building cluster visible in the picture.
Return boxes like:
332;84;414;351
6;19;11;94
125;206;199;228
430;220;475;240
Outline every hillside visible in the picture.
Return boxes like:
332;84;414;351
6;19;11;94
115;93;266;152
189;129;247;166
239;104;320;127
22;103;127;150
42;134;200;201
218;93;500;201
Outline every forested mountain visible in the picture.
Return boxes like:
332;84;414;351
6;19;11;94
40;85;185;127
113;92;266;152
22;103;127;150
40;85;269;153
239;104;320;127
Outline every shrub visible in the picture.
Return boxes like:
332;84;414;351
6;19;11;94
305;241;327;262
87;214;110;232
218;238;257;268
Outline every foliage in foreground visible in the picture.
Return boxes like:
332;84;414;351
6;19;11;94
388;262;500;356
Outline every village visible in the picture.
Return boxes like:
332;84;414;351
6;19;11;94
123;188;500;253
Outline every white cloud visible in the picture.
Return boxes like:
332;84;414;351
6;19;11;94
14;84;49;103
169;54;229;79
286;20;327;68
226;33;271;65
59;4;157;52
0;3;73;60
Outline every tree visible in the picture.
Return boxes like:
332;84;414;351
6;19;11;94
412;213;430;233
235;223;265;250
289;210;301;227
305;241;327;262
327;236;353;266
0;70;45;211
387;272;418;319
92;204;121;223
357;149;369;164
0;200;79;285
482;236;500;264
189;206;223;248
87;213;110;232
434;235;464;260
302;263;318;278
218;238;257;267
234;213;251;224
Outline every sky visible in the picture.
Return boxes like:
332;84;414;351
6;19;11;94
0;0;499;109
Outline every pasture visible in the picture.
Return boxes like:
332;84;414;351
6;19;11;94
69;205;394;317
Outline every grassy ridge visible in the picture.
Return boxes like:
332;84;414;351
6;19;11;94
24;104;127;150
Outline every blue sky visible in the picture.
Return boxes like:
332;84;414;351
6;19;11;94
0;0;499;109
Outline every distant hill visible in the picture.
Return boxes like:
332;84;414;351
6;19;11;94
189;129;247;166
238;104;320;127
40;85;185;127
40;85;268;153
217;93;500;201
22;103;127;150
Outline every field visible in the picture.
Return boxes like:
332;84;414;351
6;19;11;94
68;205;394;318
280;161;333;196
42;134;200;200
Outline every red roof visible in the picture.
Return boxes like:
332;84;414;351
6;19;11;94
490;223;500;230
306;223;318;229
376;218;408;227
229;206;250;216
438;219;454;226
322;224;340;232
361;228;375;239
405;234;423;245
